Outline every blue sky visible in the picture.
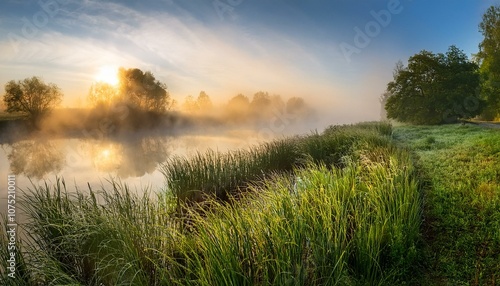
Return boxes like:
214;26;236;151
0;0;498;123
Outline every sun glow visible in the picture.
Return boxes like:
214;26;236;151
95;66;119;85
92;144;122;173
101;149;111;157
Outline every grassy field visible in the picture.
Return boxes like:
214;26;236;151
1;122;497;285
393;124;500;285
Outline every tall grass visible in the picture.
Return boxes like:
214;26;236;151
162;121;393;202
1;180;182;285
1;121;422;285
181;152;420;285
162;138;301;201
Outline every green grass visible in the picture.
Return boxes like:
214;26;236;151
161;121;393;203
1;121;424;285
2;120;497;285
393;124;500;285
181;155;420;285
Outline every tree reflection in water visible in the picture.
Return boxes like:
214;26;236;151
88;136;170;178
8;140;65;179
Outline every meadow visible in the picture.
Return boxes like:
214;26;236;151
393;124;500;285
1;122;423;285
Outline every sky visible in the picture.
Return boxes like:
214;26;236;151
0;0;498;123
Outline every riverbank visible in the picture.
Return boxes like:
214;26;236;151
1;122;497;285
1;122;422;285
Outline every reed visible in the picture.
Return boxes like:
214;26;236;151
177;151;420;285
162;121;393;203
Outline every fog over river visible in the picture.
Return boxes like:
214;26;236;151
0;124;312;221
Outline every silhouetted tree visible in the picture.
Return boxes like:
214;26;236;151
88;82;118;109
385;46;481;124
197;91;213;110
225;94;250;120
286;97;310;117
3;76;62;127
182;95;199;113
118;68;172;113
250;91;271;110
249;91;273;118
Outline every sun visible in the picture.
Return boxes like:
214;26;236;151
95;66;119;86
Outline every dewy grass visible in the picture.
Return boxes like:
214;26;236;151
393;124;500;285
1;121;423;285
169;149;420;285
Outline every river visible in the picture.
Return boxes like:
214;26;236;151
0;127;274;222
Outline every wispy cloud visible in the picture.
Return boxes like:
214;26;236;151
4;1;340;92
0;0;395;121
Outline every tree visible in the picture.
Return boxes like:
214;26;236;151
477;5;500;119
250;91;273;118
286;97;310;117
226;94;250;120
197;91;213;110
379;92;390;120
88;82;118;109
250;91;271;110
227;94;250;110
385;46;481;124
3;76;62;125
117;68;172;113
182;95;199;113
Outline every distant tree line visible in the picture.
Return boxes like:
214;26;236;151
2;66;312;130
384;5;500;124
180;91;311;122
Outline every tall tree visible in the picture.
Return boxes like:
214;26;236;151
3;76;62;126
117;68;172;113
385;46;481;124
477;5;500;119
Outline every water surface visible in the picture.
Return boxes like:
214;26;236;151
0;128;266;219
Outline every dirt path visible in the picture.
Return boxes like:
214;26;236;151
462;120;500;129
